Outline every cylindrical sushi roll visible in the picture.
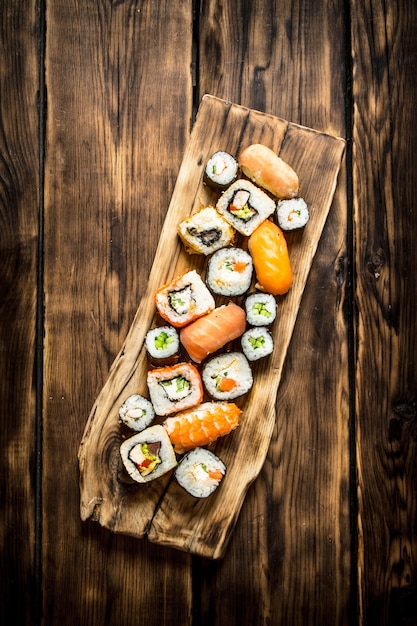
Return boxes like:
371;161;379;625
276;197;310;231
163;401;241;454
201;351;253;400
216;179;276;236
244;292;277;326
241;326;274;361
177;206;236;256
145;325;180;366
120;425;177;483
203;151;239;191
154;269;215;328
175;448;226;498
147;362;203;416
118;393;155;433
206;247;253;296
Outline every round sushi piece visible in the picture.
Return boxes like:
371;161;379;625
244;292;277;326
276;197;310;231
147;362;203;416
175;448;226;498
202;351;253;400
154;269;215;328
120;425;177;484
145;325;180;366
241;326;274;361
177;206;236;256
203;151;239;191
206;247;253;296
118;394;155;433
216;179;276;236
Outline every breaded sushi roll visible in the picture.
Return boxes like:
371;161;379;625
175;448;226;498
202;351;253;400
147;362;203;416
276;197;310;231
241;326;274;361
118;393;155;433
177;206;236;256
206;247;253;296
154;269;215;328
145;325;180;366
244;292;277;326
203;150;239;191
216;179;276;236
120;425;177;483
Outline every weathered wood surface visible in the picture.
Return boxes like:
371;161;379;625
1;0;416;625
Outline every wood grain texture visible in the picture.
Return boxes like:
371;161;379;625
0;2;39;624
351;1;417;624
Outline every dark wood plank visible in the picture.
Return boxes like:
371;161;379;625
0;2;40;624
42;1;194;624
351;1;417;624
197;0;350;623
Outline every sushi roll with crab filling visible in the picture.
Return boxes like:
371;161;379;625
120;425;177;484
244;292;277;326
147;362;203;416
177;206;236;256
206;247;253;296
118;394;155;433
202;351;253;400
154;269;215;328
241;326;274;361
203;151;239;192
216;179;276;236
276;197;310;231
145;325;180;366
175;448;226;498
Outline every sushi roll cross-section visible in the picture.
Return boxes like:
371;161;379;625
154;269;215;328
175;448;226;498
118;394;155;433
120;425;177;483
202;352;253;400
147;362;203;416
206;247;253;296
216;179;276;236
177;206;236;256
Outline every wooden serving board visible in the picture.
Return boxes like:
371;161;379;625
78;95;345;559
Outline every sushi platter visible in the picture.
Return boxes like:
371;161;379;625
78;95;345;559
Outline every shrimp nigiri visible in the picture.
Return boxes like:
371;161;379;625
163;402;241;454
248;219;293;295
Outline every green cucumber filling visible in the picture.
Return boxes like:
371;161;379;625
168;284;193;315
248;335;266;349
159;375;191;401
252;302;272;318
154;331;174;351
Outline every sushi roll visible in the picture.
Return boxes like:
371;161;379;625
147;362;203;416
244;292;277;326
118;393;155;433
175;448;226;498
202;351;253;400
154;269;215;328
203;151;239;191
177;206;236;256
276;197;310;231
241;326;274;361
216;179;276;236
145;325;180;366
206;247;253;296
120;425;177;483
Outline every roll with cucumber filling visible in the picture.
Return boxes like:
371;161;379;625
244;292;277;326
147;362;203;416
154;269;215;328
241;326;274;361
145;325;180;366
216;179;276;236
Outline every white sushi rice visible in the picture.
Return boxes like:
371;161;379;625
120;425;177;484
202;351;253;400
154;269;215;328
145;325;179;361
147;362;203;416
216;179;276;236
175;447;226;498
276;197;310;231
204;151;239;191
206;247;253;296
241;326;274;361
118;394;155;432
244;292;277;326
177;206;236;255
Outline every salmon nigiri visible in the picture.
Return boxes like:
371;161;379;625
180;302;246;363
163;401;241;454
248;219;293;295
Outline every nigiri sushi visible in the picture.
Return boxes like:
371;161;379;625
248;220;293;295
180;302;246;363
163;401;241;454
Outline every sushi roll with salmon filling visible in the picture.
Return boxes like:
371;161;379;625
276;197;310;231
203;151;239;192
216;179;276;236
120;425;177;483
147;362;203;416
241;326;274;361
202;352;253;400
206;247;253;296
175;448;226;498
145;325;180;366
118;394;155;433
177;206;236;256
154;269;215;328
244;292;277;326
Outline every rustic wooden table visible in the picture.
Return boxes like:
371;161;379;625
1;1;416;625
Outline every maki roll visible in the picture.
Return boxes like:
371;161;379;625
203;151;239;191
175;448;226;498
120;425;177;483
276;197;310;231
145;325;180;366
147;362;203;416
241;326;274;361
206;247;253;296
177;206;236;256
216;179;276;236
244;292;277;326
118;393;155;433
202;351;253;400
154;269;215;328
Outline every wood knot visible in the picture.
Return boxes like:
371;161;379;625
367;249;386;279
